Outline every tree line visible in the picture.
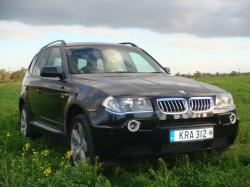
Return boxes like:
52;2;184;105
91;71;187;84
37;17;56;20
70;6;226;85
175;70;250;77
0;68;26;82
0;68;249;83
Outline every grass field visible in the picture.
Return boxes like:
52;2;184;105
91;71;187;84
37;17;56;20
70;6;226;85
0;76;249;187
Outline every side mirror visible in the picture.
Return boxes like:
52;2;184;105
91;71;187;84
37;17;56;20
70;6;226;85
40;66;63;78
163;67;171;74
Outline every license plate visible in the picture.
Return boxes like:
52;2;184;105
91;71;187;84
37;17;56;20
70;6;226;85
170;127;214;142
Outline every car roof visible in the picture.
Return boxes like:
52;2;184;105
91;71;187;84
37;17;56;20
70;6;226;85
39;41;140;54
46;42;137;48
66;42;123;47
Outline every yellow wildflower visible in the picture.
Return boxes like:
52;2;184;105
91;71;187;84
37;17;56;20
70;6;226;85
23;143;31;152
65;150;72;159
43;166;52;177
41;149;49;156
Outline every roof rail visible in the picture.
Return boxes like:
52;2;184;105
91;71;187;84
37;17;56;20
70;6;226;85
118;42;138;47
41;40;66;50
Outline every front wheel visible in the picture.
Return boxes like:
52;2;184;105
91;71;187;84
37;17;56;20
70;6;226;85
68;114;95;165
20;105;35;138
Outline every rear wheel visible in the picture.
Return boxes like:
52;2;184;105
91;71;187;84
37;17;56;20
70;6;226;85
69;114;95;165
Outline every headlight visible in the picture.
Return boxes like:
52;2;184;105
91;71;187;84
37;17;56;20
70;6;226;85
213;93;235;112
102;96;153;114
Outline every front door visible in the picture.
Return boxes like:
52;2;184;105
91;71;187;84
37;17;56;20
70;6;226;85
38;47;69;131
27;48;51;123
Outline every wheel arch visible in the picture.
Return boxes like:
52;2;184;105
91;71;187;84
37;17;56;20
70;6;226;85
19;97;25;112
65;103;87;135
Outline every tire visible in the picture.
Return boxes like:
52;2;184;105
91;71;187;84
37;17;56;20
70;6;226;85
20;104;36;138
68;114;95;165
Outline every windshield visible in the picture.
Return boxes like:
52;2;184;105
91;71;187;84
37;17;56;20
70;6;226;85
66;46;166;74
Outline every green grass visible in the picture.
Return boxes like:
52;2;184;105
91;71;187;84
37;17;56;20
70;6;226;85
0;76;250;186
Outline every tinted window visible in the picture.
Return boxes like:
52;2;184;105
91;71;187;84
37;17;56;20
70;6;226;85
46;48;62;67
73;58;104;72
97;58;104;70
78;59;87;69
28;55;37;73
33;48;51;76
67;48;105;74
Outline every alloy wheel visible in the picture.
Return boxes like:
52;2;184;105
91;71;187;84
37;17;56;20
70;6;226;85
71;122;88;165
20;108;28;137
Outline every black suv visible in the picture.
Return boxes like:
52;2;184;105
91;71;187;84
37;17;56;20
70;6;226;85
20;40;239;164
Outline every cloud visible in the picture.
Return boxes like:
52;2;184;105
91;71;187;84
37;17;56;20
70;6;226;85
0;0;250;37
0;21;130;40
0;21;42;40
167;37;250;50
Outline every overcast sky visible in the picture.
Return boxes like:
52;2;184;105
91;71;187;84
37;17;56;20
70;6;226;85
0;0;249;74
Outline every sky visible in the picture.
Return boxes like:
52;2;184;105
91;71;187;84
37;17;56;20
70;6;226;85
0;0;249;74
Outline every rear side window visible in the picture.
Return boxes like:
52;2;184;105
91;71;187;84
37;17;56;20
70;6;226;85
33;48;51;76
46;48;62;67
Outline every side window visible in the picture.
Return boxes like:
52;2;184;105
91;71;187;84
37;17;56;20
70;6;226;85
77;58;104;71
33;48;51;76
28;55;37;73
78;59;87;69
97;58;104;71
129;52;155;72
46;48;62;67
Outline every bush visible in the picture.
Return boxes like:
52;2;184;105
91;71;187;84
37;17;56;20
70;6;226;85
0;68;26;83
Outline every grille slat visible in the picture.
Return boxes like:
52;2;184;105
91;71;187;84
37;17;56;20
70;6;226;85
170;101;176;112
159;101;164;111
162;101;167;111
176;100;181;112
157;97;213;114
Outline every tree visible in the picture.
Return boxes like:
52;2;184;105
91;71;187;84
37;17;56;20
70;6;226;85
0;69;11;82
230;71;238;76
10;67;26;81
193;71;202;77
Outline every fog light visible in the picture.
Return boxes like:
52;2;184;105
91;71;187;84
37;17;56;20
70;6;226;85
229;113;237;124
127;120;140;132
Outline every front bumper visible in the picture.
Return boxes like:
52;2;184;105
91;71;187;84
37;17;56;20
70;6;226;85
91;112;239;157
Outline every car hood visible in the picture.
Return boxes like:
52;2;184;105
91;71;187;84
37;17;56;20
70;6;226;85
73;73;226;97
